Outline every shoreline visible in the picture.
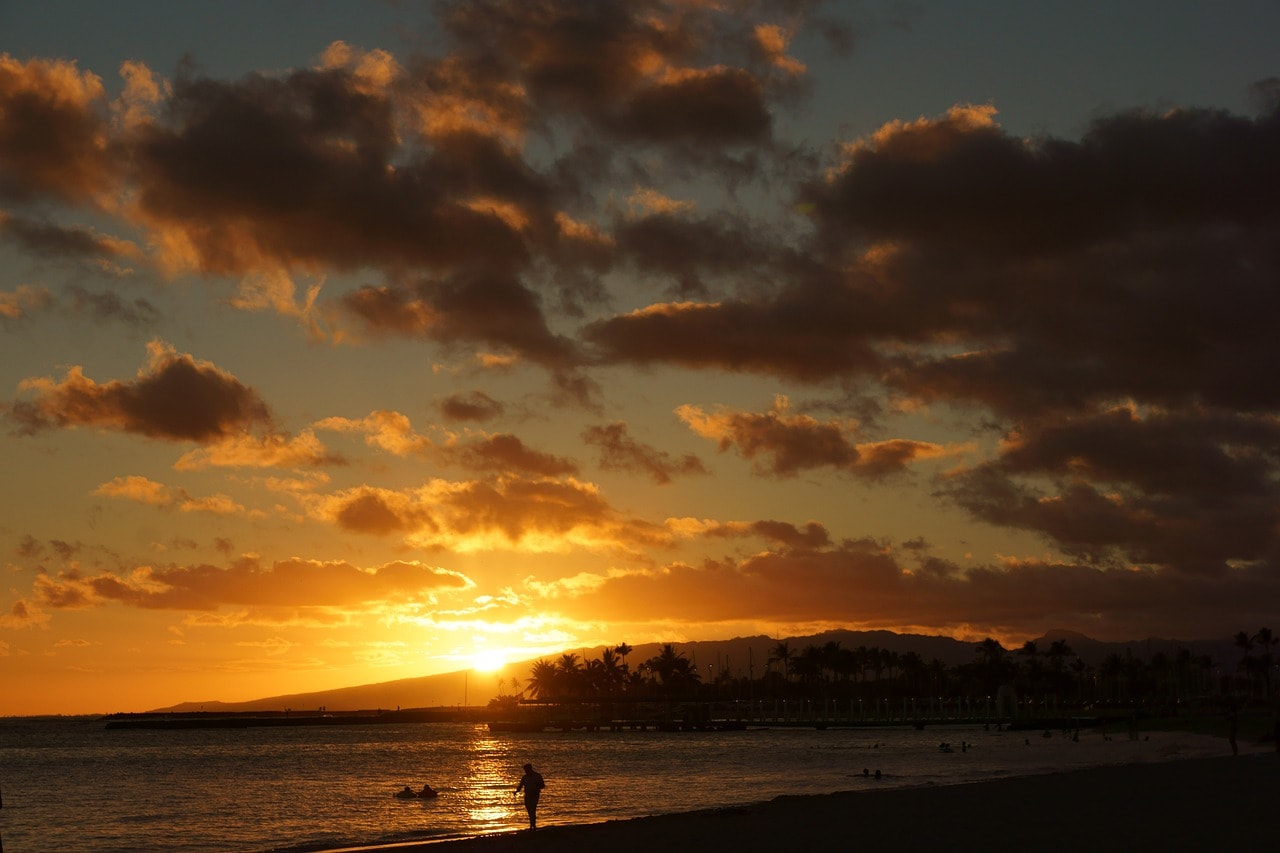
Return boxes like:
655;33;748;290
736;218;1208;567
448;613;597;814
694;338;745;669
315;750;1277;853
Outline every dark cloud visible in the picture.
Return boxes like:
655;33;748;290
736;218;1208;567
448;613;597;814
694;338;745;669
701;519;832;550
677;401;943;479
0;54;113;204
582;100;1280;587
338;268;581;370
610;67;770;144
452;433;579;477
567;538;1280;641
940;407;1280;577
438;0;780;146
439;390;504;422
6;341;272;441
582;421;707;484
131;70;538;275
583;278;883;381
334;491;417;536
807;104;1280;254
801;104;1280;415
613;210;784;296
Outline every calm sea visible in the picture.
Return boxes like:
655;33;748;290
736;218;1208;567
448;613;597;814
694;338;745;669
0;716;1239;852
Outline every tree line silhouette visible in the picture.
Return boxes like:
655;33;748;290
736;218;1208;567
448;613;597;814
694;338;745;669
496;628;1276;711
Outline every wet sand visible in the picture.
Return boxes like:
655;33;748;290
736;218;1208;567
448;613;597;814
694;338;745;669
335;751;1276;852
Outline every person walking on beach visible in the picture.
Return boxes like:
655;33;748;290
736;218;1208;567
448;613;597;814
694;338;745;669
515;762;546;831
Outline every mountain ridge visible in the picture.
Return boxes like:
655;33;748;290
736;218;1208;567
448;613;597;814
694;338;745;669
153;628;1246;713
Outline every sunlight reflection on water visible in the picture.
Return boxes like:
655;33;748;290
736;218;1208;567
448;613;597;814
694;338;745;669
0;717;1245;853
460;730;523;833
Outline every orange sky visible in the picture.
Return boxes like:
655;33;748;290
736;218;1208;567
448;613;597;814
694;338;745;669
3;1;1279;715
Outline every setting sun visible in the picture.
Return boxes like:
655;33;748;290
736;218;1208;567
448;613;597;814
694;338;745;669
471;649;508;673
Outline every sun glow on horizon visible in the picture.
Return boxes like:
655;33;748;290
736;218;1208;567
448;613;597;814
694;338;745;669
470;649;508;673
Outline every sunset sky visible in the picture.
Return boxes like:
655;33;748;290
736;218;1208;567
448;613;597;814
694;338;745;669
3;0;1279;716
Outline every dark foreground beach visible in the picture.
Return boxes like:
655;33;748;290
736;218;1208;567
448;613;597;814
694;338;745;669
331;752;1277;853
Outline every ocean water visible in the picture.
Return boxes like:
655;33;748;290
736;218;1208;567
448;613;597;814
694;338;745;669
0;716;1242;852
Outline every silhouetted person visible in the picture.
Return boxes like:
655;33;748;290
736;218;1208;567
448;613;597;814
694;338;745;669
515;762;545;830
418;783;437;798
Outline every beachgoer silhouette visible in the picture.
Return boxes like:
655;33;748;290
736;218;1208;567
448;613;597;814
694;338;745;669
515;762;546;830
418;783;438;798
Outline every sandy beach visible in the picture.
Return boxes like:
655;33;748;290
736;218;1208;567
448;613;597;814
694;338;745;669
331;752;1277;853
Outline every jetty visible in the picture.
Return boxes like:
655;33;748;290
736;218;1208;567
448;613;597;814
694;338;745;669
485;697;1101;734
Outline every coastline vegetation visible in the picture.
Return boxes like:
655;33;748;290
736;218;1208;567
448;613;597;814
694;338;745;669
493;629;1277;741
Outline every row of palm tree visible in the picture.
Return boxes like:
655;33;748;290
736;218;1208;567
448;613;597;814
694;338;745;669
505;629;1274;707
1233;627;1276;701
518;643;702;702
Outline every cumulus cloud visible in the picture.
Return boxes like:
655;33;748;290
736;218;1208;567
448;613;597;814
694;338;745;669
307;475;666;554
7;340;272;441
583;284;883;381
436;0;785;146
677;396;947;478
448;433;580;477
0;53;113;204
939;406;1280;577
336;269;580;371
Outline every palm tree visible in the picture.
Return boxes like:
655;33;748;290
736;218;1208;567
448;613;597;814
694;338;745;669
1016;641;1041;697
645;644;700;693
898;651;926;697
614;642;633;673
1173;647;1193;700
1045;639;1073;700
975;638;1009;693
526;659;559;701
1100;653;1128;702
1234;631;1257;697
833;647;859;685
1253;627;1275;702
1197;654;1217;695
555;653;584;699
769;641;792;681
1070;657;1088;702
868;646;885;685
792;645;824;685
820;641;843;682
595;647;627;695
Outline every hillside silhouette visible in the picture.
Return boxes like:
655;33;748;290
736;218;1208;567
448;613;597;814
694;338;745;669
153;628;1246;713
